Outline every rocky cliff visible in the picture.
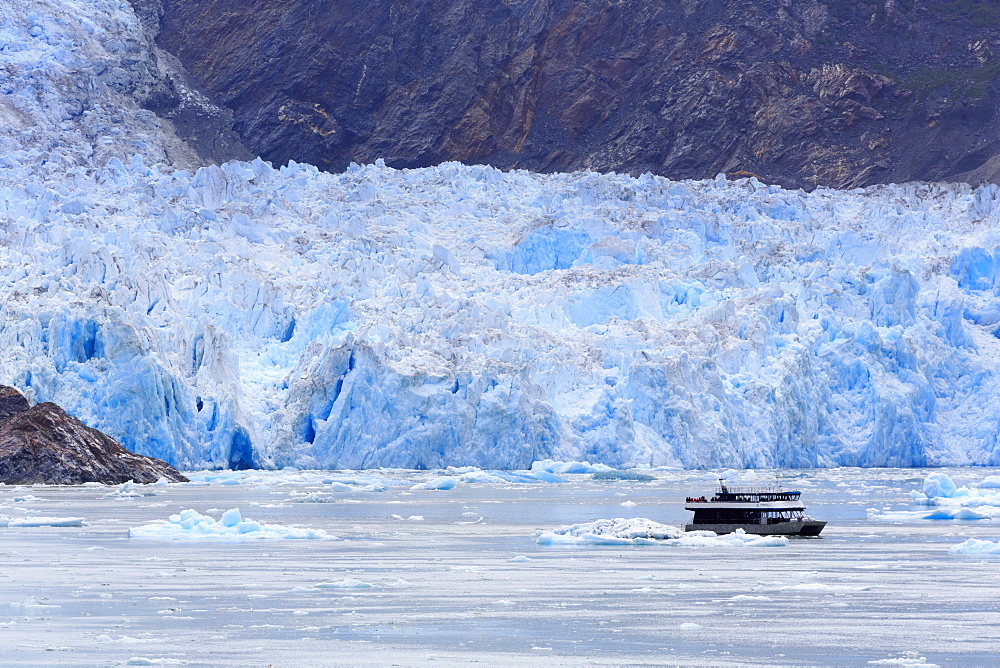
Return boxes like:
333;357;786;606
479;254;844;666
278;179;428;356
148;0;1000;189
0;387;188;485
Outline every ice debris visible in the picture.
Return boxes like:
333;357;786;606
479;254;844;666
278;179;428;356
0;516;85;527
315;579;373;589
867;652;940;666
873;472;1000;521
535;518;788;547
410;476;458;491
949;537;1000;556
128;509;335;540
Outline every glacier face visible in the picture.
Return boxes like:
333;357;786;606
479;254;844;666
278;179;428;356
3;1;1000;470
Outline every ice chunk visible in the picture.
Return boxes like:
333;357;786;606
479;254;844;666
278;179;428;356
410;477;458;491
128;509;335;540
921;507;991;520
315;579;373;589
0;516;85;527
220;508;242;527
923;473;959;499
977;476;1000;489
950;537;1000;556
535;518;788;547
531;460;615;475
867;652;939;666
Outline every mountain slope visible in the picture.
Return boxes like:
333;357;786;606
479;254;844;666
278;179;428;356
150;0;1000;189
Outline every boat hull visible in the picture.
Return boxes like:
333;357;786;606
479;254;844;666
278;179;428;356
684;520;826;536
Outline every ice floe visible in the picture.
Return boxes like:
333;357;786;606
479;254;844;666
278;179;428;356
535;518;788;547
127;508;335;540
871;472;1000;521
868;652;940;666
315;579;373;589
949;537;1000;556
0;516;85;527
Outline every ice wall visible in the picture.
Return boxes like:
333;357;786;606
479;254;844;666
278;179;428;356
4;155;1000;469
4;0;1000;470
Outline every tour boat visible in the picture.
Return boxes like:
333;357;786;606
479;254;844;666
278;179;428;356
684;480;826;536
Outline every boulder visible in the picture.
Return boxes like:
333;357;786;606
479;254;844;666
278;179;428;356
0;386;188;485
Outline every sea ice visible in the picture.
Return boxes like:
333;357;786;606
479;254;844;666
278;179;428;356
127;508;335;540
410;476;458;491
535;518;788;547
315;579;373;589
881;472;1000;521
868;652;940;667
0;516;85;527
949;537;1000;556
531;460;615;475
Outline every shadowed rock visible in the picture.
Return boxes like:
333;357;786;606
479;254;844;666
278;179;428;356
0;386;29;424
0;387;188;485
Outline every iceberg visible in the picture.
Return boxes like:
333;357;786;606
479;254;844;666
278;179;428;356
5;0;1000;472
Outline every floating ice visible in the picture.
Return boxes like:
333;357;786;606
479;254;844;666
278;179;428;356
949;537;1000;556
104;482;156;499
532;460;615;475
879;473;1000;521
410;477;458;491
0;516;85;527
921;473;960;500
868;652;940;666
288;492;335;503
128;509;335;540
535;518;788;547
315;579;373;589
6;495;45;503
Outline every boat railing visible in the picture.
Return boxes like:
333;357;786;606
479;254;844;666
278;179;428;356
709;488;802;503
715;485;799;495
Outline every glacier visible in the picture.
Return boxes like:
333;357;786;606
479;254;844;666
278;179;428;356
4;0;1000;471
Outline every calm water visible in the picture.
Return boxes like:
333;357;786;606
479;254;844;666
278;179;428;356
2;467;999;666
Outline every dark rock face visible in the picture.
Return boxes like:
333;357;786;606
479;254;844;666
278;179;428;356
149;0;1000;189
0;386;30;424
0;387;188;485
127;0;253;167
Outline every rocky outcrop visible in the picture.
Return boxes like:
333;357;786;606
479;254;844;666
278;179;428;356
0;387;188;485
148;0;1000;189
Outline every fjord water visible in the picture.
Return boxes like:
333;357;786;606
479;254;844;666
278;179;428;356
3;468;1000;666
